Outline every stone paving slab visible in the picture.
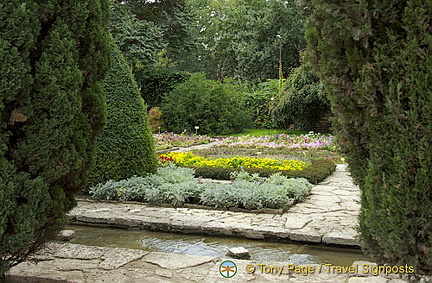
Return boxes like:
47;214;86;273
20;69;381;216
7;243;416;283
67;164;361;247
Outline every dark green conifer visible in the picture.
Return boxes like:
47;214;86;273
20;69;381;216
0;0;110;276
303;0;432;273
88;43;157;185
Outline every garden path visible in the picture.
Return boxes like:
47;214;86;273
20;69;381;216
161;140;222;153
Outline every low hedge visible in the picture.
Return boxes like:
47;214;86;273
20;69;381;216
189;158;335;184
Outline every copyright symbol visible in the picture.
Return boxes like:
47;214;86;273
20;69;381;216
245;264;255;274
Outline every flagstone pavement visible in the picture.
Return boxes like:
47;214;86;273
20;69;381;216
7;164;428;282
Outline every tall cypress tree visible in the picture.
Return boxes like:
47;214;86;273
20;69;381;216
303;0;432;273
0;0;110;276
88;43;157;186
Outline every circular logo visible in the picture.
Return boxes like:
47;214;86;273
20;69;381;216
219;260;238;278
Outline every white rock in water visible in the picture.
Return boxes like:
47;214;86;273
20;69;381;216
58;230;76;241
227;247;251;259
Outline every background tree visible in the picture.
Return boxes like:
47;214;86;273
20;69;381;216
303;0;432;273
0;0;110;276
88;44;157;186
188;0;306;82
161;73;251;135
271;64;331;132
109;0;196;109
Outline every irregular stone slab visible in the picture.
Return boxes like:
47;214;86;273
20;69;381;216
143;252;217;270
55;243;105;259
322;230;358;246
99;248;148;270
240;230;265;239
55;259;100;271
227;247;251;259
289;229;322;243
285;215;312;230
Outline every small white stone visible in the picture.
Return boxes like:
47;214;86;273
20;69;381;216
227;247;250;259
58;230;75;241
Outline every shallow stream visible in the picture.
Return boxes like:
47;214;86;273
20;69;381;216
66;224;373;266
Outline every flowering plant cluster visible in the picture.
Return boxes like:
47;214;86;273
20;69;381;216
154;132;211;150
213;132;335;151
158;152;308;171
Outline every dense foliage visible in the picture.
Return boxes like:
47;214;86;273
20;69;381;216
0;0;110;276
88;44;157;186
134;67;190;109
304;0;432;273
109;0;194;110
110;0;196;67
244;80;278;128
161;73;251;135
89;165;313;211
271;64;331;132
188;0;306;81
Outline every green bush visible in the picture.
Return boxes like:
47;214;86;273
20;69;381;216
304;0;432;273
161;73;251;135
244;80;278;128
134;67;190;109
89;165;313;211
271;64;331;132
88;44;157;186
190;158;335;184
0;0;110;277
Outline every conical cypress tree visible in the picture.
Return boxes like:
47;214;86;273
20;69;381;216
88;43;157;186
303;0;432;274
0;0;110;276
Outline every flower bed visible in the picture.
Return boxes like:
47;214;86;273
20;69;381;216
89;165;313;211
189;158;335;184
214;132;335;151
159;152;308;171
154;132;211;150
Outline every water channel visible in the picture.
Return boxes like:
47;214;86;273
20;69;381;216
66;224;373;266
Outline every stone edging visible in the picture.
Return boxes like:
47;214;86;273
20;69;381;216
7;243;419;283
68;164;361;248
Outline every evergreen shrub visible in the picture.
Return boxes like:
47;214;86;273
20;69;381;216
161;73;251;135
88;44;157;186
271;64;331;132
304;0;432;273
0;0;110;276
